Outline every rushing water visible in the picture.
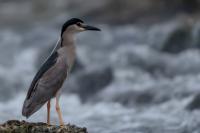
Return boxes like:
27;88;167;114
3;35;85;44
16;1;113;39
0;18;200;133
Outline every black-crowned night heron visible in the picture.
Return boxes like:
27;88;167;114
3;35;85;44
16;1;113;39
22;18;101;126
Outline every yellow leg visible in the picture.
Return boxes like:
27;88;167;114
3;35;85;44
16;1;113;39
47;100;51;125
55;95;64;126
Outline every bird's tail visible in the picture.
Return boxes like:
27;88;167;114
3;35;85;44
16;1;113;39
22;99;44;118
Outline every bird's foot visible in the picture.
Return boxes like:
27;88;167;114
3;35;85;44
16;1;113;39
60;124;65;128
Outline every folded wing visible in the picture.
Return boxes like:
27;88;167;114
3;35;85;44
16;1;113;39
22;51;68;118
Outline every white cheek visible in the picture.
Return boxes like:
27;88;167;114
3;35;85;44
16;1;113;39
74;25;84;31
79;27;85;31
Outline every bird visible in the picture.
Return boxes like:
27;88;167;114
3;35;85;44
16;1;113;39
22;18;101;126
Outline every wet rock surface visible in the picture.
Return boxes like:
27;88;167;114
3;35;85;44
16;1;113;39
186;94;200;110
0;120;87;133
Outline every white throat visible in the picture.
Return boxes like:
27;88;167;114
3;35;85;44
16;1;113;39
61;31;75;47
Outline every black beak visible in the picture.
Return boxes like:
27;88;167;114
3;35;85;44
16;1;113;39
82;25;101;31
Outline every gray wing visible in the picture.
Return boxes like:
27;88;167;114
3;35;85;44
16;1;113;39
22;51;68;118
26;52;58;99
26;37;62;99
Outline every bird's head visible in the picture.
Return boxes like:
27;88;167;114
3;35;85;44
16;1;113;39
61;18;101;37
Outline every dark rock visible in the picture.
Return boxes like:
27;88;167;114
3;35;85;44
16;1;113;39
162;0;200;13
149;18;194;54
192;22;200;49
70;0;200;24
186;94;200;110
65;66;113;102
1;0;200;26
0;120;87;133
161;21;192;53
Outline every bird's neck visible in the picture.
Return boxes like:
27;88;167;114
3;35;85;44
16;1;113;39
61;32;74;47
59;33;76;68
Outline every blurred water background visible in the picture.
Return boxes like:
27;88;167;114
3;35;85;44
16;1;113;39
1;0;200;133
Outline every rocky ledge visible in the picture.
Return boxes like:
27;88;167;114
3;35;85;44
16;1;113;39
0;120;87;133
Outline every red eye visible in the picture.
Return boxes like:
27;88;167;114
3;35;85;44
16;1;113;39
76;22;81;26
